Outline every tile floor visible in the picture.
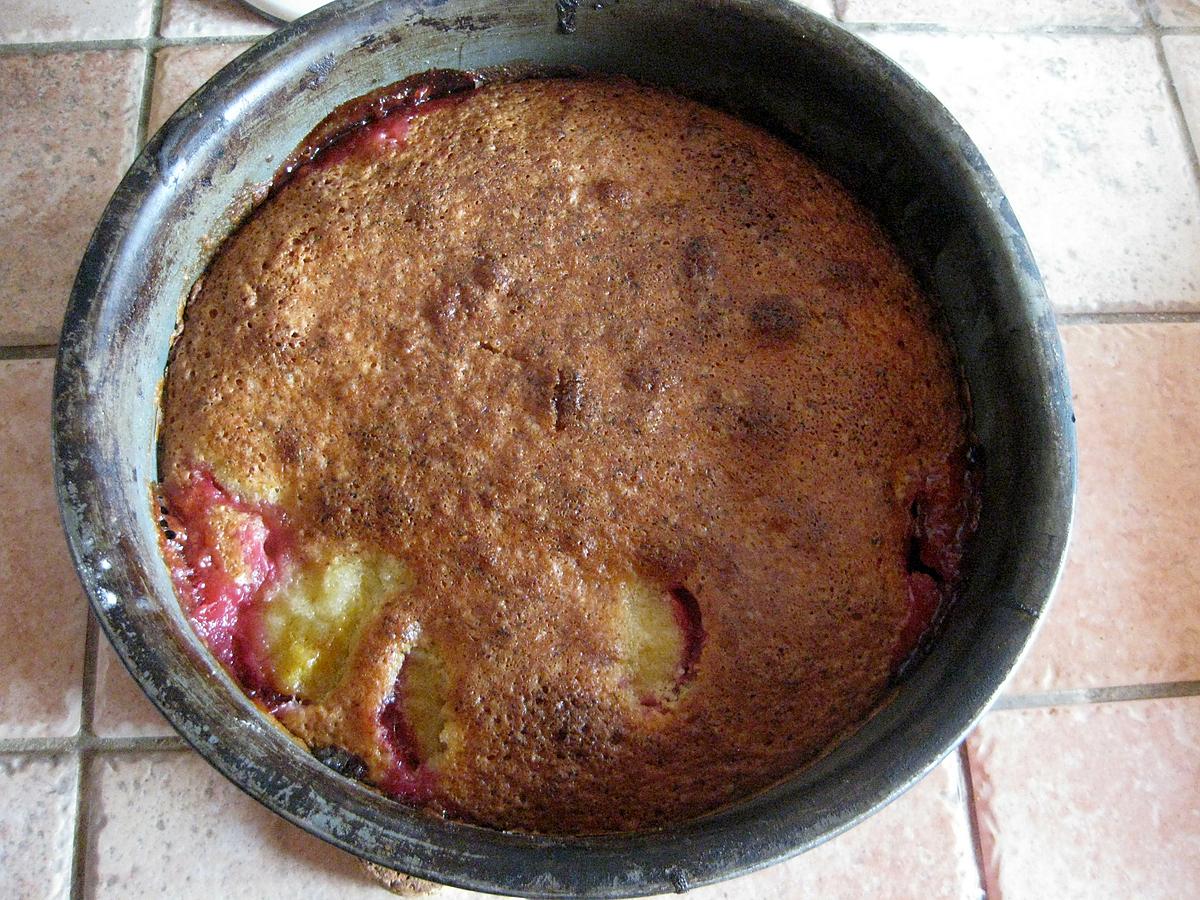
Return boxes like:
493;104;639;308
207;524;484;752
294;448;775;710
0;0;1198;897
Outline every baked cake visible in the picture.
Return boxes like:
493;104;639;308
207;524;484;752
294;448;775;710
156;74;979;833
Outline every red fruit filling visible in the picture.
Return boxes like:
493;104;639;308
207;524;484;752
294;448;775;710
305;99;437;173
670;586;707;688
279;71;479;182
893;448;982;668
159;469;293;708
377;658;439;803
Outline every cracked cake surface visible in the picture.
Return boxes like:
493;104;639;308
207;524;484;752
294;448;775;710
157;75;978;833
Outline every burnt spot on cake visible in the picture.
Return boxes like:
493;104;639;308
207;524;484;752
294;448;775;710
681;236;718;281
373;484;416;530
470;253;512;292
426;259;509;341
588;178;633;208
424;283;465;334
732;398;786;445
275;427;304;467
747;295;805;343
351;424;414;476
701;385;797;452
313;744;370;780
315;479;366;539
403;193;436;228
634;543;700;585
813;256;873;290
544;705;609;769
476;339;525;365
553;368;585;431
623;361;680;395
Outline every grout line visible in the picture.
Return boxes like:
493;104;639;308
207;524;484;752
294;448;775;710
136;45;159;149
0;734;192;754
84;736;191;752
1139;0;1200;197
134;7;164;152
0;33;264;56
1057;310;1200;324
150;0;166;44
996;679;1200;710
0;737;79;755
0;344;58;359
68;751;92;900
79;614;100;741
957;743;990;900
842;21;1145;35
0;735;191;753
0;37;144;54
150;34;269;47
67;613;99;900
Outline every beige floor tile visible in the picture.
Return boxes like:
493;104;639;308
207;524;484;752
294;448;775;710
0;361;86;738
1149;0;1200;25
159;0;275;38
0;0;153;42
149;43;255;137
1164;36;1200;153
676;758;980;900
868;33;1200;313
0;755;78;900
1010;324;1200;692
967;699;1200;899
0;51;142;346
86;751;391;898
92;637;175;738
843;0;1139;28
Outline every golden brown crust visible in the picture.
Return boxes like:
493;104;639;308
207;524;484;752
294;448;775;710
160;77;969;833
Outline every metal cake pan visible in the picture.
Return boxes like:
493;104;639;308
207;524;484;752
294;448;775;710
52;1;1076;896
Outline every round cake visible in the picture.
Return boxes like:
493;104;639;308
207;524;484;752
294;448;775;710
157;74;979;833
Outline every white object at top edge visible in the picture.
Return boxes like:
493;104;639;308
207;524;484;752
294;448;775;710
239;0;329;22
